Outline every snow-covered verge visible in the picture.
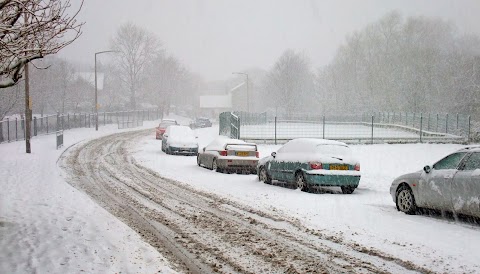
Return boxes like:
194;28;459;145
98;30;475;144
134;126;480;273
0;121;177;274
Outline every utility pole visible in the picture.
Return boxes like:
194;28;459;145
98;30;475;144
25;63;31;153
95;50;118;131
232;72;249;112
24;10;31;153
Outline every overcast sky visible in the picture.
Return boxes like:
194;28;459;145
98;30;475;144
60;0;480;81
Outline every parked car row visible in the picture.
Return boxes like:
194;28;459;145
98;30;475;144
154;123;480;219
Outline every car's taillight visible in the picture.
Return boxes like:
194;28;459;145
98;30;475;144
354;164;360;171
310;162;323;169
219;150;227;156
255;151;259;158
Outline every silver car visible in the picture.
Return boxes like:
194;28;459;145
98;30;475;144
197;137;259;174
390;146;480;218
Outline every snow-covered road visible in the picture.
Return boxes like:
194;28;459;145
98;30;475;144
59;129;434;273
134;126;480;273
2;122;480;273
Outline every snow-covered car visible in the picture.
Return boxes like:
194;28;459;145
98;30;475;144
189;117;212;129
161;125;198;155
257;138;361;194
197;136;259;174
155;119;178;139
390;146;480;217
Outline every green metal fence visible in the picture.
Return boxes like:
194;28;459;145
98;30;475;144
221;111;472;144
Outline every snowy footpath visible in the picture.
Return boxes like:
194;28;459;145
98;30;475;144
0;122;176;274
2;120;480;273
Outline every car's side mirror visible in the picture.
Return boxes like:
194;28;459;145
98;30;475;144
271;152;276;158
164;134;168;138
203;147;206;152
423;165;432;174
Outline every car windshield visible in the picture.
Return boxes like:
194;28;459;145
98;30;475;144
160;121;176;127
169;126;194;138
315;144;352;158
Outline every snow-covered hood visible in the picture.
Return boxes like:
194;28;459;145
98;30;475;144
167;137;198;148
393;170;422;182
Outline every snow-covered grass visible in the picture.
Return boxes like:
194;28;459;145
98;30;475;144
0;121;177;274
134;126;480;273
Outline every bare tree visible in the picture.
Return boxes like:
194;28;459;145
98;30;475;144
110;22;161;109
265;49;314;117
0;0;84;88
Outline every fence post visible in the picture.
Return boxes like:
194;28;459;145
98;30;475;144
456;113;459;130
467;115;471;143
15;118;18;141
7;118;10;142
436;113;439;132
33;117;37;136
274;116;277;145
427;113;430;131
322;116;326;139
420;113;423;143
405;112;408;126
445;114;449;134
104;112;106;126
46;116;49;134
371;115;374;144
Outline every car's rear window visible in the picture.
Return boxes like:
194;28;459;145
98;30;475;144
225;144;257;151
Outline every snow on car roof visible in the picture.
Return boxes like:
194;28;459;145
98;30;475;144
206;136;256;151
458;145;480;152
161;119;177;123
279;138;348;153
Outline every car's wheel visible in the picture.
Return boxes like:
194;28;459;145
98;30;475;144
212;158;221;172
295;172;309;192
197;156;201;166
166;146;171;155
396;185;417;215
341;186;355;194
259;166;272;184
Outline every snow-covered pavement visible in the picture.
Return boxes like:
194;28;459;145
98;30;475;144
0;122;176;274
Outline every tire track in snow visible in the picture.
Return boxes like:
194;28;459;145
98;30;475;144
59;129;433;274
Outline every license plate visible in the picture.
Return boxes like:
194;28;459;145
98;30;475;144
236;151;249;157
330;165;349;170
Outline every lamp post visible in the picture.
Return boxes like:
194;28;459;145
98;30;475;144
232;72;249;112
95;50;117;131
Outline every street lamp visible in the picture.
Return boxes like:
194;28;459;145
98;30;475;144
95;50;117;131
232;72;249;112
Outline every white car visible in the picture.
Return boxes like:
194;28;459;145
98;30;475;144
161;125;198;155
197;136;259;174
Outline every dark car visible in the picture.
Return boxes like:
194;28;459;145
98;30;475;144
190;117;212;128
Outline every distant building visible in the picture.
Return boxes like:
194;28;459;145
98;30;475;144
199;94;232;117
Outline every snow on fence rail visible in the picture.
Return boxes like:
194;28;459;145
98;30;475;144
0;109;161;144
220;112;472;144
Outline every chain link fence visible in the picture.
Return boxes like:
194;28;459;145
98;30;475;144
0;108;161;144
219;111;472;144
